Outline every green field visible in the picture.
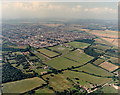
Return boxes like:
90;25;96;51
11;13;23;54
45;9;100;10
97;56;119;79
38;48;59;58
48;45;71;54
48;74;73;92
63;50;93;64
75;63;113;77
2;77;46;93
93;58;105;65
96;85;118;93
27;55;38;61
62;71;112;85
35;87;54;93
66;41;90;49
44;56;80;70
31;51;47;61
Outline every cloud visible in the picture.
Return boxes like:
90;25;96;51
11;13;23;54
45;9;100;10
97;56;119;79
2;2;117;20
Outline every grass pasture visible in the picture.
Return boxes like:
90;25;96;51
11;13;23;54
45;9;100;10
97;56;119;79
63;50;93;64
75;63;113;77
66;41;90;49
48;45;71;54
31;51;47;61
2;77;46;93
99;61;118;72
62;71;112;85
38;48;59;58
44;56;80;70
48;74;73;92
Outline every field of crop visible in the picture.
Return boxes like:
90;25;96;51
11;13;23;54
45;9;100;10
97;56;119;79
62;71;112;85
63;50;93;64
99;61;118;72
32;51;47;61
38;48;59;58
108;57;118;64
92;44;111;51
27;55;38;61
89;30;118;38
66;41;90;49
98;85;117;93
93;58;105;65
75;63;113;77
2;77;46;93
44;56;80;70
48;74;73;92
35;87;54;93
48;45;71;54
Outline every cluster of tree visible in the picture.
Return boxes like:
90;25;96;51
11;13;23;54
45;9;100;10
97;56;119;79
2;63;36;83
84;46;101;57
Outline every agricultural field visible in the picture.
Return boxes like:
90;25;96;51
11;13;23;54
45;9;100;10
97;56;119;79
31;51;47;61
89;30;118;38
65;41;90;49
2;77;46;93
63;50;94;64
99;61;118;72
38;48;59;58
93;58;105;65
48;45;71;54
95;85;118;93
44;56;80;70
48;74;73;92
74;63;113;77
35;87;54;93
62;71;112;85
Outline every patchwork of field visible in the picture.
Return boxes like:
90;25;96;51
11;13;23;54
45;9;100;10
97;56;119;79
74;63;113;77
2;77;46;93
38;48;59;58
48;45;71;54
62;71;112;85
93;58;105;65
63;50;94;64
99;61;118;72
43;24;64;27
89;30;118;38
65;41;90;49
44;56;80;70
44;50;93;70
32;51;47;61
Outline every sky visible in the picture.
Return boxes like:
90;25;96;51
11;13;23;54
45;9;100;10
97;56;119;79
2;2;118;20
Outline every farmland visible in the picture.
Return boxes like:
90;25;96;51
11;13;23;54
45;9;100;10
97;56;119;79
93;58;105;65
38;48;59;58
2;77;46;93
74;63;113;77
31;51;47;61
35;87;54;93
62;71;112;85
99;61;118;72
48;75;73;92
44;56;80;70
48;45;71;54
63;50;94;64
65;41;90;49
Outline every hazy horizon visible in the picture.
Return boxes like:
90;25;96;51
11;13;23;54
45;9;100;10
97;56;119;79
2;2;118;20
